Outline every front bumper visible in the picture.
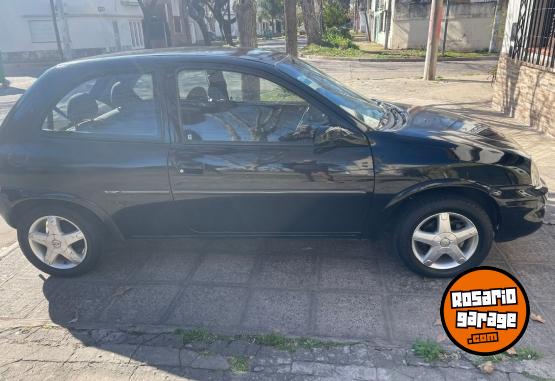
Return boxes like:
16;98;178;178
494;185;547;242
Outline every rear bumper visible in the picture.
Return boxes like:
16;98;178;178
495;186;547;242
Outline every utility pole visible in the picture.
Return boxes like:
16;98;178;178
489;0;500;53
441;0;450;56
423;0;443;80
49;0;64;61
284;0;297;57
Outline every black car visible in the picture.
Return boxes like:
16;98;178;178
0;49;547;278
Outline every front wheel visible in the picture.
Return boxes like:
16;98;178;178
394;197;494;278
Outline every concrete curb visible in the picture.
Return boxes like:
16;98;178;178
300;54;500;63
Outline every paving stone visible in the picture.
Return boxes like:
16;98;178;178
1;342;74;362
314;293;388;339
0;361;63;381
50;362;137;381
221;340;249;356
387;294;444;342
376;259;450;294
243;289;311;334
0;275;49;318
513;263;555;301
251;253;317;289
78;249;150;282
291;361;336;376
132;251;201;282
335;364;377;380
497;227;555;263
180;348;200;366
192;253;256;284
191;354;230;370
29;280;115;323
100;285;180;324
318;256;381;291
165;285;248;328
68;343;138;364
377;366;445;381
130;365;190;381
133;345;181;366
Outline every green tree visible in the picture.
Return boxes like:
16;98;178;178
323;0;349;29
258;0;284;33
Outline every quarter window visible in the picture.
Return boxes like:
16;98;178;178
176;69;330;143
41;73;161;140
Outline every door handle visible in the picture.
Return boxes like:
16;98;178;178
177;166;204;175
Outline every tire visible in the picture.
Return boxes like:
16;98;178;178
17;205;103;277
393;196;494;278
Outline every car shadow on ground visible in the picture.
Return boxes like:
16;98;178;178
34;232;555;377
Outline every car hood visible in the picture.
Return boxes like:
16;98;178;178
384;105;526;155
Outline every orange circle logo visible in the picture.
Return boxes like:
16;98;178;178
440;266;529;355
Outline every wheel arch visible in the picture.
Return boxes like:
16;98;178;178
381;184;501;234
9;197;124;242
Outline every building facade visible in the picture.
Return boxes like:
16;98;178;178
0;0;146;63
358;0;501;51
493;0;555;136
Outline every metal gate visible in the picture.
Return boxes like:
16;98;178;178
510;0;555;68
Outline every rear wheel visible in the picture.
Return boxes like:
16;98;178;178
17;206;103;277
393;197;494;277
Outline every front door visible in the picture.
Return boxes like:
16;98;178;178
168;67;374;236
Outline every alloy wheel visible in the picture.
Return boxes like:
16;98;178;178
27;215;87;269
411;212;479;270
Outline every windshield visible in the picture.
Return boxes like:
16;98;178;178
277;57;385;129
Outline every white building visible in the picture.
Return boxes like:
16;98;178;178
358;0;501;51
0;0;145;63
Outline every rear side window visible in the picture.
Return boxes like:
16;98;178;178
41;73;161;140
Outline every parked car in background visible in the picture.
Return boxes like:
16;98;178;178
0;49;547;277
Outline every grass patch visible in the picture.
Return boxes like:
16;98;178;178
174;328;223;345
412;339;445;362
481;353;506;363
515;347;542;361
302;44;364;58
302;42;495;60
250;332;344;352
228;356;250;373
174;329;345;352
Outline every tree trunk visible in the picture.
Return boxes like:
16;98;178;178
185;0;211;45
180;0;193;44
237;0;259;100
284;0;298;56
301;0;322;45
237;0;258;48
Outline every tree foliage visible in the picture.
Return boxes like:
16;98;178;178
259;0;284;31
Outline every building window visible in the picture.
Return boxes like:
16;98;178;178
29;20;56;43
174;16;182;33
129;20;144;48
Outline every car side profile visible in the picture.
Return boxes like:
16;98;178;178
0;49;547;278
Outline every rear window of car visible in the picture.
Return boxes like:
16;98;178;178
41;73;161;140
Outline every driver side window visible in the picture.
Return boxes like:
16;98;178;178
176;69;330;143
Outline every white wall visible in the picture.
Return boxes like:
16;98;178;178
390;0;498;51
0;0;143;57
501;0;521;54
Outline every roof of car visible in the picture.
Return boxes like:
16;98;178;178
57;47;289;69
